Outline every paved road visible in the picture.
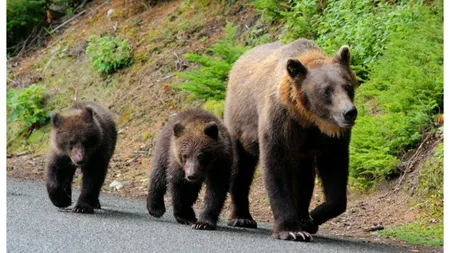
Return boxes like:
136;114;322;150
7;178;405;253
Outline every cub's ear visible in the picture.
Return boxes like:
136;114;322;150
82;107;94;122
51;112;63;128
335;45;351;67
173;121;184;138
204;122;219;140
287;59;307;79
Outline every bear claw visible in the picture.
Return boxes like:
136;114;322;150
273;231;313;242
227;218;257;228
192;221;216;230
72;204;94;214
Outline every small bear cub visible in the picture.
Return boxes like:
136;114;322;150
147;109;234;230
46;102;117;214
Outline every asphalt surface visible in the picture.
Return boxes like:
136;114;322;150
7;178;406;253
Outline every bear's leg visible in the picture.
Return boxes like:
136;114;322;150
310;153;348;227
293;159;318;234
147;157;168;218
227;141;258;228
46;154;77;208
73;158;108;214
171;180;202;225
261;131;312;242
193;164;230;230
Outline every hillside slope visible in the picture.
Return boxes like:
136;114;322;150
6;0;443;251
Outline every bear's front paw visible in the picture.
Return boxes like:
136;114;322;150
72;203;94;214
227;218;257;228
94;199;101;209
47;186;72;208
192;221;216;230
300;216;318;234
272;230;313;242
175;215;197;225
147;201;166;218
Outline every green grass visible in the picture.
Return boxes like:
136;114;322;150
381;222;443;246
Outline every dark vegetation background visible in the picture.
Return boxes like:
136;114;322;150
6;0;443;248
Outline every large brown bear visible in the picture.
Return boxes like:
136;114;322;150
224;39;358;242
46;102;117;213
147;109;235;230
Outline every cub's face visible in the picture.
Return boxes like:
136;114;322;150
287;45;358;129
172;121;219;182
51;108;101;166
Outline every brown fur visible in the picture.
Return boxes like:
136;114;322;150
147;109;234;230
46;102;117;213
224;39;358;241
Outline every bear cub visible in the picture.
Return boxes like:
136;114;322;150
147;109;234;230
46;102;117;214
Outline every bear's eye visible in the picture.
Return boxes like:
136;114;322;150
182;154;188;161
197;153;204;160
344;83;353;91
323;87;332;97
68;140;75;149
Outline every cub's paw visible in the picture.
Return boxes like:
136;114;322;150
47;187;72;208
94;199;101;209
272;230;313;242
227;218;257;228
175;215;197;225
192;221;216;230
300;216;318;234
72;203;94;214
147;201;166;218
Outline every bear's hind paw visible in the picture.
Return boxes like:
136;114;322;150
273;230;313;242
227;218;257;228
72;204;94;214
192;221;216;230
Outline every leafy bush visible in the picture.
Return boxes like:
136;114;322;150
7;85;51;131
86;35;134;74
203;100;225;118
172;23;249;100
252;0;416;80
349;3;443;187
416;142;443;218
252;0;319;42
7;0;46;51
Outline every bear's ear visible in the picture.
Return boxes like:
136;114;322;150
287;59;307;79
335;45;351;67
82;107;94;122
204;122;219;140
51;112;63;128
173;121;184;138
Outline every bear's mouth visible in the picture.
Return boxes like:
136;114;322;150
332;116;356;129
338;121;355;129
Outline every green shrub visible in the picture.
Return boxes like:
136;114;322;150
86;35;134;74
7;0;46;51
203;100;225;118
415;142;443;218
172;23;249;100
349;2;443;187
7;84;51;131
253;0;319;42
252;0;417;80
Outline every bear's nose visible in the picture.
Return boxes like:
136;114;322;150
186;174;199;182
75;160;86;166
343;106;357;122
